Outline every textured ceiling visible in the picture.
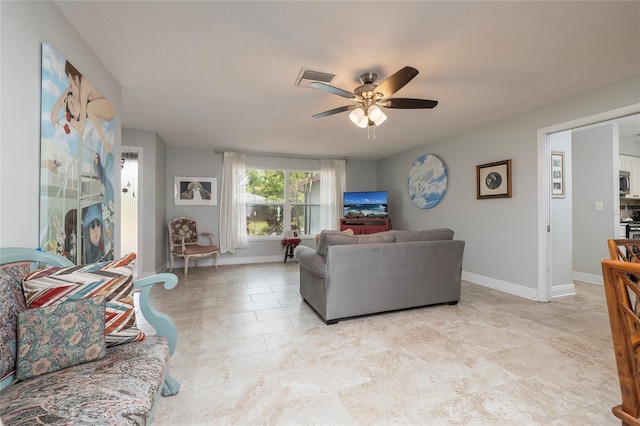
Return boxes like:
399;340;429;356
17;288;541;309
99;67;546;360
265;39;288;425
54;1;640;160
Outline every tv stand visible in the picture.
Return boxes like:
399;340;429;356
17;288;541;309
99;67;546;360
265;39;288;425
340;218;390;235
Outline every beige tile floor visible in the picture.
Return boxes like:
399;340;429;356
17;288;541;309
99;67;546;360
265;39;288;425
150;261;621;425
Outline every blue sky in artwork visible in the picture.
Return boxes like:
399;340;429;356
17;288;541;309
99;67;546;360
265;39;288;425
408;154;448;209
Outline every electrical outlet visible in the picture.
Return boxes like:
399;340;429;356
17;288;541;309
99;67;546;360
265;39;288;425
595;201;604;211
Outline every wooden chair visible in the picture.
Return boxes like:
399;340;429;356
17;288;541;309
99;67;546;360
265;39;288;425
609;239;640;263
168;217;219;275
602;256;640;425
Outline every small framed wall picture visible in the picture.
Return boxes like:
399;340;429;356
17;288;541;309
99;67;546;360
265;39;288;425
551;152;565;198
476;159;512;199
174;177;217;205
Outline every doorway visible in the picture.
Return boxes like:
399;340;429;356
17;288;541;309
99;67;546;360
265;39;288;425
120;147;140;277
538;104;640;301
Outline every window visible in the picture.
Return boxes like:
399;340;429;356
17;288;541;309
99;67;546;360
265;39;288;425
246;169;320;237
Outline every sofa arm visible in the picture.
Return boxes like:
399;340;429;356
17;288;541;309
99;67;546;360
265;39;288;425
294;245;326;278
134;273;178;355
134;273;180;396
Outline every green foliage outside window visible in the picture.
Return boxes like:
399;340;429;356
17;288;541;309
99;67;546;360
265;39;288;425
246;169;320;237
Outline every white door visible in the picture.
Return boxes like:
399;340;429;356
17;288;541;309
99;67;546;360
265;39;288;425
120;148;140;277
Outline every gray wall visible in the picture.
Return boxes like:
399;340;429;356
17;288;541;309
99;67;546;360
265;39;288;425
155;134;168;270
0;1;122;249
572;124;616;276
345;159;377;191
377;75;639;295
122;128;167;275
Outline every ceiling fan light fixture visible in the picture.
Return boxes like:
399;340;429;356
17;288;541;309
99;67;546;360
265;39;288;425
373;112;387;126
349;107;367;127
368;105;387;126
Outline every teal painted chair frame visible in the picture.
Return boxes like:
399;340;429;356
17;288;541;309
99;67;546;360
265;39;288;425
0;247;180;397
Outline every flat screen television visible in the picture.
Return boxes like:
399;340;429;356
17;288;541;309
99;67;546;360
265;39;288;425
343;191;388;218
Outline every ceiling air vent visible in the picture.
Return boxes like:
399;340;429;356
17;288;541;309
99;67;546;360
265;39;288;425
295;68;335;88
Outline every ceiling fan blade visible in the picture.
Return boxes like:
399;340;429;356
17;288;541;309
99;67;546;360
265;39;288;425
312;105;357;118
381;98;438;109
374;66;419;98
310;82;355;99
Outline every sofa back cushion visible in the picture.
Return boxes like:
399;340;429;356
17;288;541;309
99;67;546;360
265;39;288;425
17;296;106;380
22;254;144;347
316;230;395;256
394;228;454;243
0;262;31;382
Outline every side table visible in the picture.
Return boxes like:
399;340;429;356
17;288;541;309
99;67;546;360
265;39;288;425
281;238;301;262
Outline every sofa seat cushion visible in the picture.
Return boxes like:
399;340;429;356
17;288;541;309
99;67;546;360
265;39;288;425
171;244;219;255
0;336;170;426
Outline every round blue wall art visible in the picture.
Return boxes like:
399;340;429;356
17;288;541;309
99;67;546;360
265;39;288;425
408;154;448;209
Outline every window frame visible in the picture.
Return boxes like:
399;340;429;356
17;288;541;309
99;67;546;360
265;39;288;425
246;167;320;240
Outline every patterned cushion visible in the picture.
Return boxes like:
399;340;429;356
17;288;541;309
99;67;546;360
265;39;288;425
22;256;144;347
394;228;455;242
0;336;170;425
0;262;31;381
17;296;106;380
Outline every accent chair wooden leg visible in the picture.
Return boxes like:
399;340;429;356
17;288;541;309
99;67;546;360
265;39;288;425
169;254;174;272
184;256;189;276
214;252;219;268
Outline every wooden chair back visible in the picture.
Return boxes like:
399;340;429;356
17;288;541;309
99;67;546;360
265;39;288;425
608;239;640;263
602;256;640;425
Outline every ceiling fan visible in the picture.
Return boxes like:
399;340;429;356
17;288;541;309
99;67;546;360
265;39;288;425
311;66;438;128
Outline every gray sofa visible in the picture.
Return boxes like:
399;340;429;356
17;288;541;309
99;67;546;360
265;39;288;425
294;228;465;324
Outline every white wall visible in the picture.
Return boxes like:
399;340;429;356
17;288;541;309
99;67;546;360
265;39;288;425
0;1;122;249
550;130;573;293
377;75;640;298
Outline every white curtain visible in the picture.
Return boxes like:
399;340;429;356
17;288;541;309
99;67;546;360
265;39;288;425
320;159;346;230
219;152;248;254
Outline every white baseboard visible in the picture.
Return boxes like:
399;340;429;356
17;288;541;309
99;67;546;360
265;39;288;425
572;271;603;285
462;271;539;300
550;283;577;298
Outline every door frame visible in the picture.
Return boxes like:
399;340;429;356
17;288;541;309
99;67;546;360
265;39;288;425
537;103;640;301
120;145;142;277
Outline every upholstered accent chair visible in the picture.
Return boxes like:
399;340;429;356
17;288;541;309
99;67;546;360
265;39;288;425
168;217;219;275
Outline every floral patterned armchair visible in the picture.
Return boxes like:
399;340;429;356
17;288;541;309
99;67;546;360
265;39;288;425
168;217;219;275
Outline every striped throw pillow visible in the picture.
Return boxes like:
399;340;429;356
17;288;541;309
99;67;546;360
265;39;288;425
22;254;144;347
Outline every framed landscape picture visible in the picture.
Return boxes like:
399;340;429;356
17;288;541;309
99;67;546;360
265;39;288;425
551;151;565;198
174;177;217;205
477;159;512;199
